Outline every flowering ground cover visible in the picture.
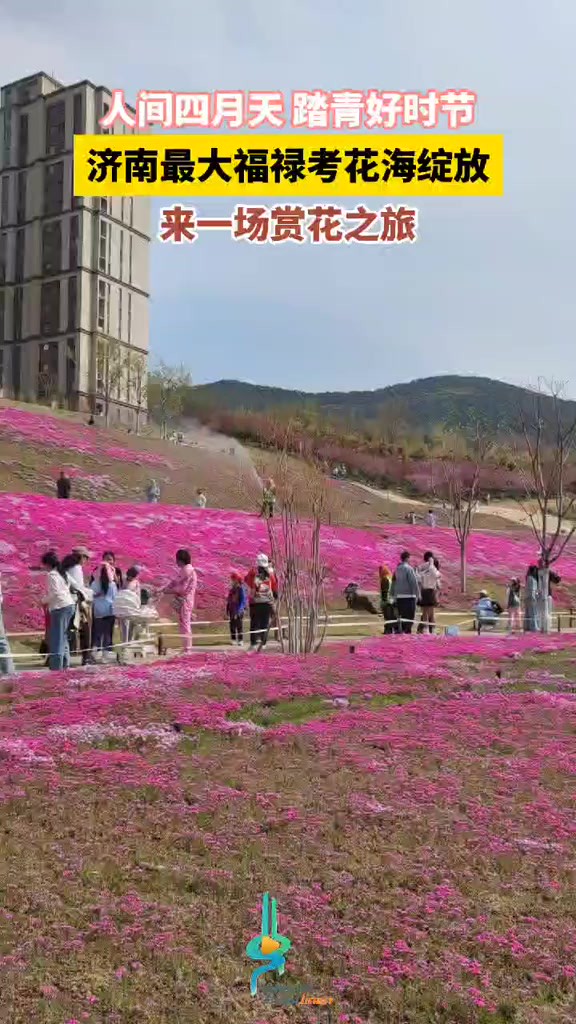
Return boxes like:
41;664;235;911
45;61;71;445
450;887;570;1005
0;632;575;1023
0;406;171;467
1;494;576;633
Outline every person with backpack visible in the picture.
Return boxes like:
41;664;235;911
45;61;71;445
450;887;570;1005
245;554;278;651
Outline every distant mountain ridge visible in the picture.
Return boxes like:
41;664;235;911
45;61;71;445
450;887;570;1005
187;375;576;433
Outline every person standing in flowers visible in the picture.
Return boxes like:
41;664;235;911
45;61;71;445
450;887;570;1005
524;565;540;632
113;566;142;663
41;551;75;671
69;547;94;665
195;488;207;508
0;572;16;676
91;551;123;590
146;479;160;503
506;577;522;632
390;551;420;634
245;554;278;651
56;470;71;499
378;565;396;634
417;551;441;634
160;549;197;654
226;572;247;645
261;479;276;519
90;560;118;657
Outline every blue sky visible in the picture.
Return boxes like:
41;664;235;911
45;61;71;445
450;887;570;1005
3;0;576;393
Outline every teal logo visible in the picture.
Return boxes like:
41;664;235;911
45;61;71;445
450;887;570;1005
246;892;291;996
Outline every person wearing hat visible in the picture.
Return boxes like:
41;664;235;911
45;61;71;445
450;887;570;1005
244;554;278;651
474;590;498;633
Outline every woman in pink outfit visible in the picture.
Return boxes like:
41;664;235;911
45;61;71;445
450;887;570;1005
161;548;197;653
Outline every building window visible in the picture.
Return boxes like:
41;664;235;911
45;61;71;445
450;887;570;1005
97;279;106;330
1;176;9;227
127;292;132;342
101;102;110;135
100;197;108;214
11;344;21;397
0;345;4;389
14;229;25;282
45;100;66;154
69;215;78;269
128;234;133;283
119;230;124;280
130;197;134;226
40;280;61;336
99;218;108;272
42;220;62;275
0;232;6;284
38;341;59;400
17;113;29;166
16;171;27;224
0;292;4;343
121;197;125;222
118;287;123;340
66;337;76;398
73;94;83;135
13;287;23;341
44;162;64;215
67;275;77;330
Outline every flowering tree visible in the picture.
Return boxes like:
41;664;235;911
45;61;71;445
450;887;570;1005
513;384;576;632
438;425;493;593
128;353;148;434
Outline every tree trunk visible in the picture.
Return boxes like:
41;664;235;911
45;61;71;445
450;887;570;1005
459;542;467;594
537;566;551;634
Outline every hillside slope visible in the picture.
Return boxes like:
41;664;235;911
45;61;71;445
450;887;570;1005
188;375;576;432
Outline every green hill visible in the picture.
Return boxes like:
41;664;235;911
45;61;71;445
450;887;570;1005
186;375;576;434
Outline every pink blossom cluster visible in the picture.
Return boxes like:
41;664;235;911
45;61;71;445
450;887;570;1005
1;494;575;631
0;406;170;467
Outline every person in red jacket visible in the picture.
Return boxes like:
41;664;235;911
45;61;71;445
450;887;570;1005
245;554;278;651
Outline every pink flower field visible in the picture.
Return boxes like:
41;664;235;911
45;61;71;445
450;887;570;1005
1;493;576;631
0;633;575;1023
0;406;171;468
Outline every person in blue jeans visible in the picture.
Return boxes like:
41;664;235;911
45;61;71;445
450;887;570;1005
0;572;16;676
91;561;118;655
41;551;75;671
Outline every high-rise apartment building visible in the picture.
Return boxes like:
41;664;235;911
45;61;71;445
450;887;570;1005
0;72;150;426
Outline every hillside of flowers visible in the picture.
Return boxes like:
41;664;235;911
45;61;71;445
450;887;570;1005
0;406;171;468
1;492;576;632
0;633;575;1023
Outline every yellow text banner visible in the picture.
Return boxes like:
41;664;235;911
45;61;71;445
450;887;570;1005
74;134;504;197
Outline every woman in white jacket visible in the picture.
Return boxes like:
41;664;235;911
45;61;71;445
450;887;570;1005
417;551;441;634
41;551;75;671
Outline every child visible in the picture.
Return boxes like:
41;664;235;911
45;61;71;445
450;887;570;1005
226;572;247;645
506;577;522;631
113;566;142;662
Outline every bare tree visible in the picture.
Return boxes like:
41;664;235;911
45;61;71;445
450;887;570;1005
148;361;192;439
96;338;127;426
439;425;493;594
261;440;336;655
512;383;576;632
128;353;148;434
